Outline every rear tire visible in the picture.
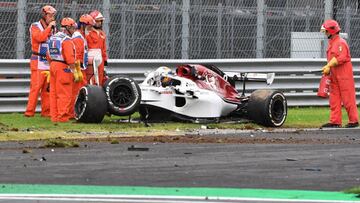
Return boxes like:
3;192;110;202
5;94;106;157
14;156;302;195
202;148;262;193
103;75;141;116
75;85;107;123
247;89;287;127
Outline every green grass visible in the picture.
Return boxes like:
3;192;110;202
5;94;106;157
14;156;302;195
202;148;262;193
283;107;330;128
0;107;359;141
345;186;360;195
0;113;205;141
284;107;358;128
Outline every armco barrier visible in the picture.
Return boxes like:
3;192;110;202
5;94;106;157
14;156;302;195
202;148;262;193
0;59;359;113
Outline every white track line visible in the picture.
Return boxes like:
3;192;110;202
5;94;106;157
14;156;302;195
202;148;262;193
0;194;359;203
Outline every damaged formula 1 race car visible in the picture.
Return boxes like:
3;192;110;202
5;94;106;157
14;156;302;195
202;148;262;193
75;64;287;127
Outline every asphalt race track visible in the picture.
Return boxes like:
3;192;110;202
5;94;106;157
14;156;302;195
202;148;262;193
0;128;360;202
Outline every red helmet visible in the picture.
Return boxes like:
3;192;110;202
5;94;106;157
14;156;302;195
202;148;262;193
42;5;56;15
321;20;341;35
79;14;95;26
61;17;77;27
89;10;104;21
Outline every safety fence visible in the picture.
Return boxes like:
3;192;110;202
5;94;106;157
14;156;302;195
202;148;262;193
1;0;360;59
0;58;359;113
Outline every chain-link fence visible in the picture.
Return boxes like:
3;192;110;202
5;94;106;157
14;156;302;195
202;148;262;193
1;0;360;59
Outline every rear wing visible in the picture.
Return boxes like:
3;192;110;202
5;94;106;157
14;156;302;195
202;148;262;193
224;72;275;85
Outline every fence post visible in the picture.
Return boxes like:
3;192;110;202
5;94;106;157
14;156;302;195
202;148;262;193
345;6;351;43
197;12;202;57
182;0;190;59
16;0;26;59
256;0;265;58
120;3;126;59
230;6;235;58
305;5;310;32
217;3;223;59
170;1;176;59
324;0;333;20
103;0;111;57
71;0;77;20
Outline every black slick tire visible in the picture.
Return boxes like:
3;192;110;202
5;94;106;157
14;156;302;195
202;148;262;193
103;75;141;116
247;89;287;127
75;85;108;123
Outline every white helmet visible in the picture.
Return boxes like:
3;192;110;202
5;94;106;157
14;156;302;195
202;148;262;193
155;66;173;86
156;66;172;75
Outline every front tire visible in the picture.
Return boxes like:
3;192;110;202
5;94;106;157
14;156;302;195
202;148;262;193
75;85;108;123
247;89;287;127
103;75;141;116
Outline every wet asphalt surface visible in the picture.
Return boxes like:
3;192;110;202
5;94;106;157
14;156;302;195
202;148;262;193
0;128;359;192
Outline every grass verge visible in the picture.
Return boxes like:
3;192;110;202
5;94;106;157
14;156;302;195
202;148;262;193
344;187;360;195
0;107;358;141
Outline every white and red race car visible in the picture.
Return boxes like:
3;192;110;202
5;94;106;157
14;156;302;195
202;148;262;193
75;64;287;127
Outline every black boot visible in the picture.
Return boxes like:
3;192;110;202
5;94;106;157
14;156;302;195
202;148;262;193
345;122;359;128
320;123;341;128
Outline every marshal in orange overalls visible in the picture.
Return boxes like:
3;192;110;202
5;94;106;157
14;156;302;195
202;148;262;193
24;5;56;117
87;10;108;86
321;20;359;128
327;36;358;125
70;29;89;118
48;30;76;122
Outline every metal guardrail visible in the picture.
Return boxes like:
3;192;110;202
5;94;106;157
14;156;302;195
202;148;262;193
0;59;359;113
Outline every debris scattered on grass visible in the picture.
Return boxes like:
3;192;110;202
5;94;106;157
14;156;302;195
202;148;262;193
292;129;304;134
300;168;321;172
66;130;82;133
171;137;180;141
0;123;9;133
25;128;34;132
153;137;166;143
42;140;80;148
22;148;32;154
244;125;255;130
127;145;149;151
